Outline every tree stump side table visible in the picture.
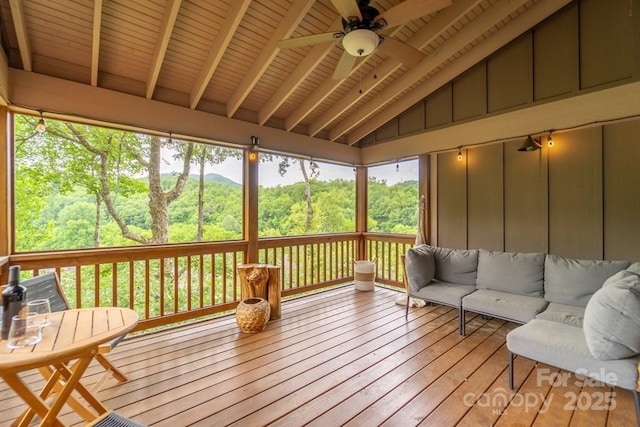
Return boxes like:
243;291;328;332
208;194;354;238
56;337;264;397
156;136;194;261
237;263;281;320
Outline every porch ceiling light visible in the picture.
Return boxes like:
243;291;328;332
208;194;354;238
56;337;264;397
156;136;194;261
342;29;380;57
35;111;46;133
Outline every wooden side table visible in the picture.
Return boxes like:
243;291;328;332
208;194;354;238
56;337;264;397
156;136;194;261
237;263;281;320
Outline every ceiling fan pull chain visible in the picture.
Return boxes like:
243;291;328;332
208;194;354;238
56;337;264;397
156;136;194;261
359;67;363;94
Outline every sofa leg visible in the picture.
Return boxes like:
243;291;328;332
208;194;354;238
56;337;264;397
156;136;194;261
460;309;465;336
405;293;410;320
508;351;515;390
634;390;640;426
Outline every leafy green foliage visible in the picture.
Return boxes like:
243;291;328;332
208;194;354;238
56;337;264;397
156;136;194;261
367;178;418;233
13;115;417;321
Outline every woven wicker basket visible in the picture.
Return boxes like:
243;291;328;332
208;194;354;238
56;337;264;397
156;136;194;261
235;297;270;333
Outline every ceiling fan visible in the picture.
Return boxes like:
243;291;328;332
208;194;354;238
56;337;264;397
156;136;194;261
278;0;453;79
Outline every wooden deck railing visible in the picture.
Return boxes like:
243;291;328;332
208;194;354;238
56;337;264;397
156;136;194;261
363;233;415;288
258;233;360;296
8;233;413;331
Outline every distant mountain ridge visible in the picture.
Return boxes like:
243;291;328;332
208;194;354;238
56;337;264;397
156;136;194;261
160;172;241;188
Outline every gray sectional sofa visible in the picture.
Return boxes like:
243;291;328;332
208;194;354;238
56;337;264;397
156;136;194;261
404;245;640;422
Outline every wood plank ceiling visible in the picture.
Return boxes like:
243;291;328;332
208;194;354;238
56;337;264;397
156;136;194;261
0;0;559;146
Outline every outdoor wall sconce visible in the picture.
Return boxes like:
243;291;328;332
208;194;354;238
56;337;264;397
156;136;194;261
517;135;542;152
547;132;554;147
249;136;259;161
35;111;46;133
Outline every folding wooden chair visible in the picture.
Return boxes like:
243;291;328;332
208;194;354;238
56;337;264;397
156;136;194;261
20;272;130;391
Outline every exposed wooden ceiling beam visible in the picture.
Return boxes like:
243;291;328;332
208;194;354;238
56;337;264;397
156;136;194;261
347;0;573;145
146;0;182;99
190;0;251;109
284;57;365;131
90;0;103;86
258;16;342;125
308;60;401;136
226;0;316;118
8;0;31;72
329;0;534;142
307;0;483;137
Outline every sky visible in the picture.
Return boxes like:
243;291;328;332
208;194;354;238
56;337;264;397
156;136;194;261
163;151;418;188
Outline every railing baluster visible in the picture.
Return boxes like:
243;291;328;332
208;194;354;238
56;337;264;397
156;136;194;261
222;252;228;303
112;262;118;307
198;254;204;309
160;258;165;317
211;253;216;306
174;257;179;314
144;260;150;320
94;264;100;307
233;252;238;301
129;261;134;310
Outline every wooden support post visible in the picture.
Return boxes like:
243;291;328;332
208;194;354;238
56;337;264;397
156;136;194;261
355;166;367;260
237;263;281;320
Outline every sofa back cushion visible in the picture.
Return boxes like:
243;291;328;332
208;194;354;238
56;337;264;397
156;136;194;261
544;254;630;307
627;262;640;275
583;270;640;360
405;245;435;292
476;250;545;296
430;245;478;286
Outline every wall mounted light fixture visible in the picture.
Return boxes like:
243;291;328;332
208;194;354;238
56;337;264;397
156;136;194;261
517;135;542;152
35;111;46;133
457;147;463;161
547;132;554;147
249;136;259;161
250;135;260;152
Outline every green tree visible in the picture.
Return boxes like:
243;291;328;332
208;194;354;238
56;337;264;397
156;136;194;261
191;145;242;241
15;115;197;246
277;157;319;233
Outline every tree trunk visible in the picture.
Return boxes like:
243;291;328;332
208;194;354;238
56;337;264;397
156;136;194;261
299;160;313;232
94;191;101;247
197;149;206;241
148;137;169;244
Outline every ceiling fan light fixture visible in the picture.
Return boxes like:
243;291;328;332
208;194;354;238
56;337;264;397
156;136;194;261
342;29;379;57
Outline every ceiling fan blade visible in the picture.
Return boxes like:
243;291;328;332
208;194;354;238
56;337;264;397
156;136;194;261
333;50;357;80
330;0;362;22
375;0;452;28
277;32;339;49
376;37;425;68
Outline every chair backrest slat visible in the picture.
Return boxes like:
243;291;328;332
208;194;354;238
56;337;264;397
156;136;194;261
21;272;70;312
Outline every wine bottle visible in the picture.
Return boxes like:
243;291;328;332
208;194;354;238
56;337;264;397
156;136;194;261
1;265;27;340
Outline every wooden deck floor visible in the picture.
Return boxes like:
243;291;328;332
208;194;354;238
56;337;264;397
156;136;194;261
1;285;637;426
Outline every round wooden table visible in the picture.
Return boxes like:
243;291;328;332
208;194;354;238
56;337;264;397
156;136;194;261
0;307;138;426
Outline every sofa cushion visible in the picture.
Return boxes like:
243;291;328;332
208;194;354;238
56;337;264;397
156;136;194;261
405;245;435;292
411;281;476;308
583;270;640;360
462;290;548;324
535;303;585;327
429;245;478;286
507;319;639;391
627;262;640;275
476;250;545;297
544;254;629;307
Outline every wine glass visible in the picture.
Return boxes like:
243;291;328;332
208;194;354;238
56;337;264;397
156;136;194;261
7;314;42;348
27;299;51;327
